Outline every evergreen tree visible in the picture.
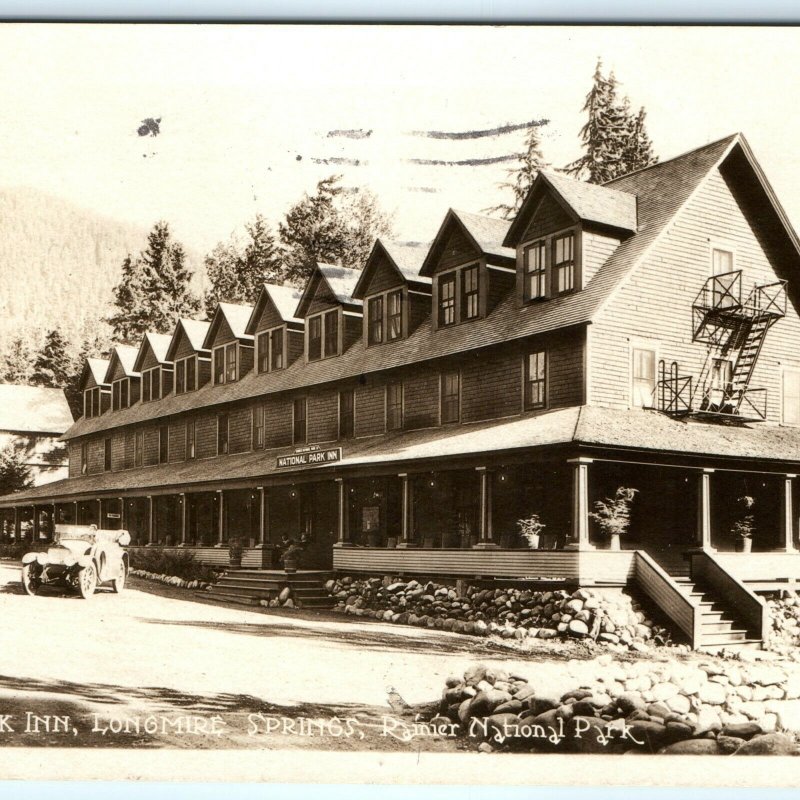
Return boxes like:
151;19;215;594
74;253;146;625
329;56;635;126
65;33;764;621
108;222;200;342
30;328;71;388
279;176;393;285
0;337;34;384
203;214;283;317
486;124;550;220
0;443;33;495
566;60;657;183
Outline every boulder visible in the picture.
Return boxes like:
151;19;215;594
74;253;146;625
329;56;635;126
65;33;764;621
735;733;798;756
717;735;745;755
627;720;668;752
721;722;763;740
565;716;611;754
659;739;721;755
469;689;513;718
568;619;589;638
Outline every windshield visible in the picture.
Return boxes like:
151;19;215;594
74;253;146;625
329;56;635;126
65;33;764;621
54;532;96;545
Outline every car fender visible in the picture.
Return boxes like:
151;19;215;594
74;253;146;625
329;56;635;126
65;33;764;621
21;552;39;565
76;554;93;569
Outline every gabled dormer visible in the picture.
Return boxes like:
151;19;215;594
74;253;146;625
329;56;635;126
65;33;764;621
165;318;212;395
504;170;638;304
133;332;174;403
80;358;111;419
420;209;516;331
353;239;432;346
245;283;304;374
295;264;363;362
104;345;140;412
203;303;255;386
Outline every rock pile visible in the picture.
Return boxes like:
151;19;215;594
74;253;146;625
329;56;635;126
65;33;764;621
328;575;673;652
258;586;296;609
768;592;800;653
129;568;211;591
429;659;800;754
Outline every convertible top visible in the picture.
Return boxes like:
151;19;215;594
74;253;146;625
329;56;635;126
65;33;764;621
54;524;128;545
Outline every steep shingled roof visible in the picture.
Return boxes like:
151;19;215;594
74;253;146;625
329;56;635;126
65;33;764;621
265;284;304;324
0;384;73;435
453;209;515;261
318;264;363;307
82;358;110;390
380;240;431;285
104;345;140;382
203;302;255;349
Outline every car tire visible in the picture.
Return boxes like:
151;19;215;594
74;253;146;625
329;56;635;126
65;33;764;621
77;563;97;599
21;563;40;596
111;560;127;593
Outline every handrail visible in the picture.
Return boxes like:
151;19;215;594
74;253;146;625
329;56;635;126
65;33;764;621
694;270;742;311
634;550;699;645
689;550;769;643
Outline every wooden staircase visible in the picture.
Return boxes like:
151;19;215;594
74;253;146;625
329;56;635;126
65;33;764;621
672;575;762;651
203;569;335;610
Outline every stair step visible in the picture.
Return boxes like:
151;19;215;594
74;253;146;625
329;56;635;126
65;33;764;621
199;591;259;606
699;630;749;644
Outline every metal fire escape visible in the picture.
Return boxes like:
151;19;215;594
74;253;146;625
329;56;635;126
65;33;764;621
656;270;787;422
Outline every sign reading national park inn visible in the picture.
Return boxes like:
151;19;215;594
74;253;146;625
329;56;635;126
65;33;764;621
275;446;343;470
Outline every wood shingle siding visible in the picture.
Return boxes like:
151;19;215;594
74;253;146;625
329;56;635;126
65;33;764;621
434;226;479;274
143;428;158;466
403;368;440;431
230;407;252;453
583;231;621;286
368;250;405;294
112;435;126;471
169;423;186;462
354;382;385;437
520;193;573;243
265;396;293;449
195;415;217;459
462;349;521;422
308;390;339;443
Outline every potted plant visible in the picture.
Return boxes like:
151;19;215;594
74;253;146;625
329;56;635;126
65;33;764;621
279;534;308;573
589;487;638;551
517;513;546;550
228;536;243;569
732;495;755;553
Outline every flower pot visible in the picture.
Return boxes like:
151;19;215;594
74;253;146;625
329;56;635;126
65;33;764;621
738;537;753;554
386;537;398;549
528;534;540;550
608;533;621;551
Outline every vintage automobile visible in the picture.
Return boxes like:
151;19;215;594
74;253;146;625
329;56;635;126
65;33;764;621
21;524;131;598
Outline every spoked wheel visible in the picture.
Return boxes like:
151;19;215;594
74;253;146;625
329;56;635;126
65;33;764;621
21;564;41;596
111;560;127;593
77;563;97;599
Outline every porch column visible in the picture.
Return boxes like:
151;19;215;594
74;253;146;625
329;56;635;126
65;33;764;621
97;498;103;528
13;507;19;539
397;473;415;548
32;506;39;540
216;490;225;546
780;474;798;553
257;486;267;546
147;495;154;545
334;478;352;547
567;457;594;550
179;493;187;545
119;497;126;531
73;501;78;525
696;468;714;551
473;467;499;550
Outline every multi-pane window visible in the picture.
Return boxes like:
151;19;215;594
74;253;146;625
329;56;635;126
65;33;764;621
226;344;237;383
112;379;129;411
712;247;734;275
293;397;307;444
308;316;323;361
339;389;355;439
524;351;547;410
386;382;403;431
81;442;88;475
142;371;151;403
711;358;733;392
217;413;229;455
524;240;547;300
387;290;403;340
186;419;196;460
632;348;657;408
257;331;269;373
441;371;460;424
368;296;384;345
553;233;575;294
438;273;457;327
134;431;144;467
175;357;197;394
253;405;265;449
142;367;161;402
783;370;800;425
324;310;339;357
257;328;286;373
104;438;112;472
176;359;185;394
213;347;225;384
711;247;736;309
84;387;102;418
461;264;480;320
213;344;238;385
158;425;169;464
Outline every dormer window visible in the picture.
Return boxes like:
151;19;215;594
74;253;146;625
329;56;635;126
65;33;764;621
387;290;403;340
112;378;130;411
461;265;480;320
175;356;197;394
524;241;547;300
436;263;481;328
368;296;384;345
307;309;340;361
142;367;162;403
83;387;102;418
213;343;238;385
520;228;579;302
438;273;457;327
365;289;405;347
257;327;286;374
553;233;575;294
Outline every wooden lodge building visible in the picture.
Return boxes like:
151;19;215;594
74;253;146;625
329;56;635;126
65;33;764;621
5;132;800;648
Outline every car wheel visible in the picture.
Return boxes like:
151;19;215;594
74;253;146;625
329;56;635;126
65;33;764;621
21;563;40;596
77;563;97;599
111;560;127;593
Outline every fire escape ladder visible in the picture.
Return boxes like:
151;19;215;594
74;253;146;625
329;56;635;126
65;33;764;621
728;314;771;411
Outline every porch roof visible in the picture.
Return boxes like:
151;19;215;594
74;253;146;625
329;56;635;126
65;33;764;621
6;406;800;506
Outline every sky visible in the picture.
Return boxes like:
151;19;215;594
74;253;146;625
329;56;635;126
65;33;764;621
1;24;800;255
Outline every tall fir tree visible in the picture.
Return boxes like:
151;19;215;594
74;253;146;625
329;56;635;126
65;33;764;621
30;328;71;388
0;337;34;384
203;214;284;317
486;124;550;220
566;60;657;183
279;176;393;286
0;443;33;496
108;221;200;343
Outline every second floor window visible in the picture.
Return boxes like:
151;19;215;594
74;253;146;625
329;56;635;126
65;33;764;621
186;419;196;459
214;343;238;385
217;413;229;455
104;438;112;471
324;310;339;357
112;379;130;411
134;431;144;467
368;296;384;345
461;265;480;320
524;351;547;410
386;382;403;431
253;404;265;449
293;397;307;444
387;290;403;340
226;344;237;383
308;310;340;360
339;389;355;439
257;328;285;373
142;367;161;403
84;387;102;418
553;233;575;294
632;347;656;408
158;425;169;464
175;357;197;394
81;442;88;475
308;316;323;361
524;240;547;300
438;273;457;327
441;370;460;424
